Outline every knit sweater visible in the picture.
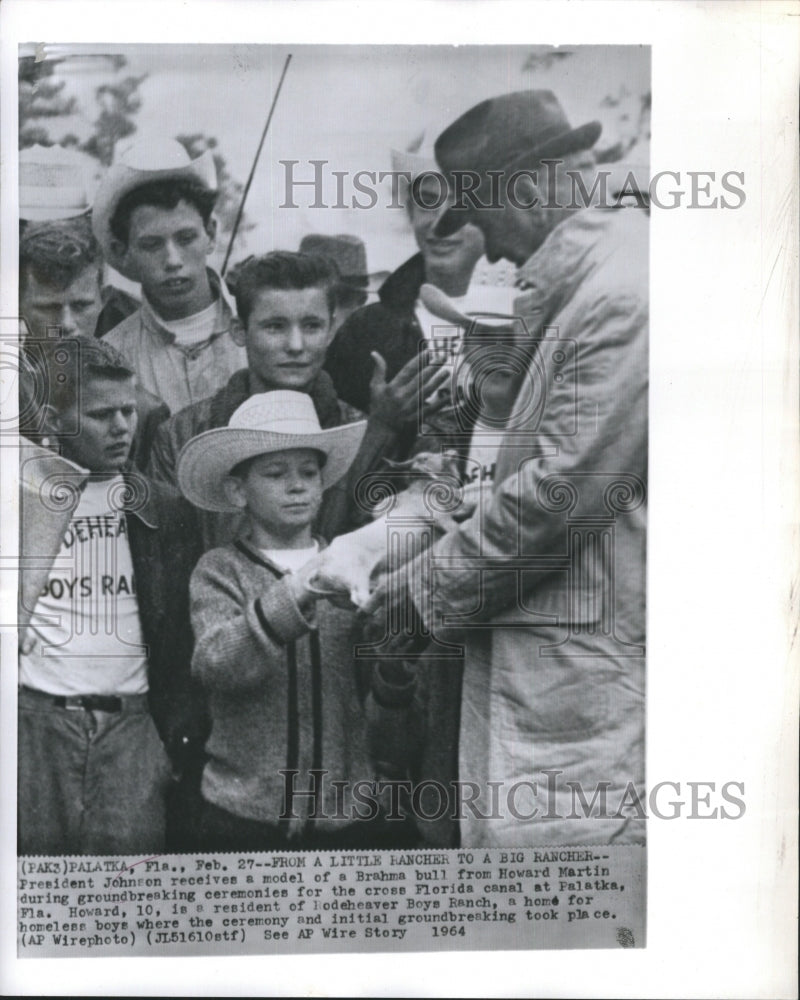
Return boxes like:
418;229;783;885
190;536;379;839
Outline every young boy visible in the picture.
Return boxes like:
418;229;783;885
18;337;204;856
177;390;408;850
93;137;245;413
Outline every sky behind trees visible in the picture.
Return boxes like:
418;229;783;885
19;43;650;273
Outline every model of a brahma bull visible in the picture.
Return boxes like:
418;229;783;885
307;450;463;608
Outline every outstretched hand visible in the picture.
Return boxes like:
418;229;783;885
368;351;450;429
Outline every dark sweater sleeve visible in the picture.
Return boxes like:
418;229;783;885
190;550;315;692
324;307;377;413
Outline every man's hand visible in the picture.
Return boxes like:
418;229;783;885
358;567;430;659
368;351;450;429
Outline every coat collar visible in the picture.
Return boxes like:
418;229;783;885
378;253;426;310
119;468;161;530
208;366;344;431
514;208;638;321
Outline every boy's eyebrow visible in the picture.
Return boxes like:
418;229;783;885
255;312;328;324
84;404;133;417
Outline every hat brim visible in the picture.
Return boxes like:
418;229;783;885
418;283;518;330
176;420;367;513
389;147;441;182
434;119;603;239
337;272;391;296
92;151;217;280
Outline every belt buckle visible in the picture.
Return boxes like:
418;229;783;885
63;696;86;711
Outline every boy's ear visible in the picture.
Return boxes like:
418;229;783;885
222;475;248;510
110;238;140;281
205;215;218;253
231;315;247;347
324;309;338;349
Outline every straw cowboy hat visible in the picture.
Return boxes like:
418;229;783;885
92;136;217;279
433;90;602;237
389;130;439;182
19;144;97;222
298;233;387;295
177;391;367;513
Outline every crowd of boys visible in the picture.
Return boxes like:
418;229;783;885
17;88;647;855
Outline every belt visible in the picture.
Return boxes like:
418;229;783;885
19;686;149;713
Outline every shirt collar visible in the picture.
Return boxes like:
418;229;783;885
139;268;235;346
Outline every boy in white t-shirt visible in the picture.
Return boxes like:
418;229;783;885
18;337;204;856
414;285;540;513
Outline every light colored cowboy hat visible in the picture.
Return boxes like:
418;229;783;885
177;391;367;513
419;282;522;331
389;137;439;182
92;136;217;279
19;144;97;222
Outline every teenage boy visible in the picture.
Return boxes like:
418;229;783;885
18;216;167;468
93;137;246;413
18;337;204;855
324;136;510;427
148;251;448;548
177;391;411;850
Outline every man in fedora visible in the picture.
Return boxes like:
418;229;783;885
94;137;246;414
366;90;648;847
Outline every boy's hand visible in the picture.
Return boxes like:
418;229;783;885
286;552;357;611
285;557;327;611
368;352;450;429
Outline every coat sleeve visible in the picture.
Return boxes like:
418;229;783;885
131;387;169;472
190;552;316;692
410;289;648;626
140;494;208;771
324;307;376;412
146;413;182;488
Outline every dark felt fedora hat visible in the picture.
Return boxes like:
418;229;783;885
299;233;386;294
433;90;602;237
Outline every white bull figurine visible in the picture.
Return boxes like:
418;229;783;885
307;451;463;608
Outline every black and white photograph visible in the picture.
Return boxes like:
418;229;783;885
0;1;796;996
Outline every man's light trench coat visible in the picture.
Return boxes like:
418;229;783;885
411;206;648;846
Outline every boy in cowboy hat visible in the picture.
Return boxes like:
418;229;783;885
177;391;408;850
94;137;246;413
149;251;449;549
18;143;140;339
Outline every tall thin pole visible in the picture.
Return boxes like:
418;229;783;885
221;52;292;275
